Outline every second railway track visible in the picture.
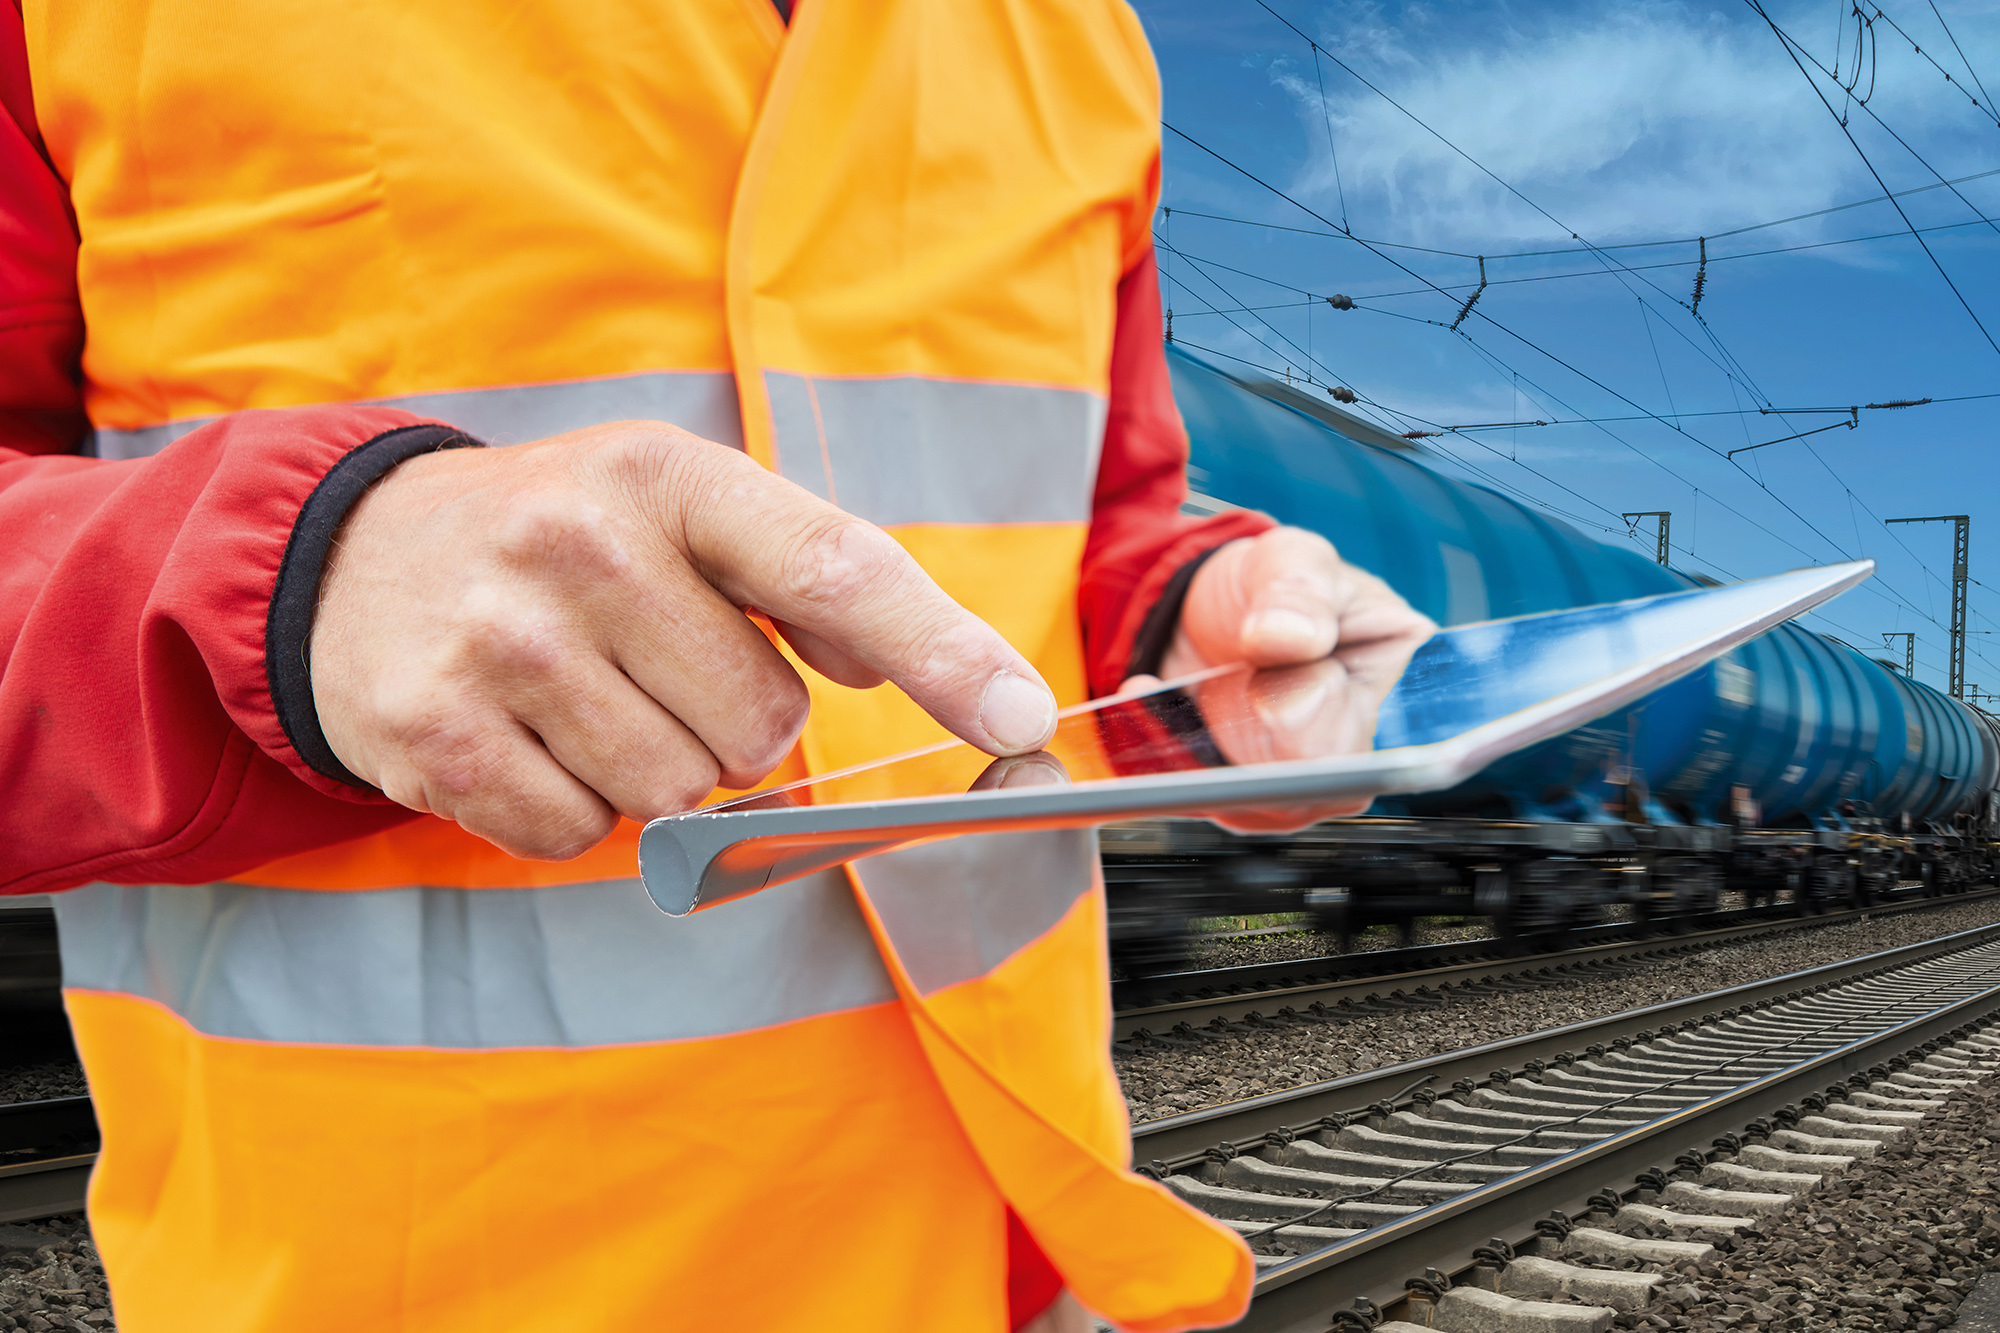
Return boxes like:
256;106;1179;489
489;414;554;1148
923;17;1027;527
1111;886;2000;1040
1131;919;2000;1331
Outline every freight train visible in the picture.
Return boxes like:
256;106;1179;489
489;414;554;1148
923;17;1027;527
1103;346;2000;972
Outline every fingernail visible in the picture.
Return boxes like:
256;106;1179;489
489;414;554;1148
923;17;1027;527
1246;608;1325;659
999;755;1069;789
1272;676;1333;732
980;672;1057;753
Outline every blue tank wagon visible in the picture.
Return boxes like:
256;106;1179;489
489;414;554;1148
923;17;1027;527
1100;347;2000;969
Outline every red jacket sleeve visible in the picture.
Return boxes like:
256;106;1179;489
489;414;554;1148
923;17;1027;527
1078;245;1273;697
0;408;447;896
0;0;87;456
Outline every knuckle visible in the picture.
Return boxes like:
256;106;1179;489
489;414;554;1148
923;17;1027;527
509;804;617;862
490;489;634;584
404;718;514;805
364;683;515;806
716;674;811;777
652;754;722;815
593;423;745;528
774;514;902;612
454;586;569;680
765;672;813;744
543;808;619;861
895;611;998;704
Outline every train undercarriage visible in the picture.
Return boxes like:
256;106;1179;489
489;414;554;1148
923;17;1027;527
1100;816;1999;975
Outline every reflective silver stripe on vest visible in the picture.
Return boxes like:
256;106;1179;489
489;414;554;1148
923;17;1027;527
764;373;1105;526
89;371;744;460
54;830;1096;1044
55;870;893;1047
850;830;1096;997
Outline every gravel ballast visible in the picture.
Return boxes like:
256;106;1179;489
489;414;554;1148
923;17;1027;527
1117;897;2000;1123
0;1217;111;1332
0;1066;86;1108
1644;1043;2000;1330
1182;917;1493;970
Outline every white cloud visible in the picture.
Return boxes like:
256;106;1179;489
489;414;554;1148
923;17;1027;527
1272;0;1996;249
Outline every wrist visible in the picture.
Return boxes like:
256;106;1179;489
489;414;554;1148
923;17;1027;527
270;424;483;789
1123;541;1237;681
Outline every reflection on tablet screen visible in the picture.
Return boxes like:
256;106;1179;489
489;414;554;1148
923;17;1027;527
699;574;1837;814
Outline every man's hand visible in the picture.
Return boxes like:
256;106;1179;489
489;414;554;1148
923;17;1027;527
1162;527;1433;683
310;421;1059;860
1129;527;1435;832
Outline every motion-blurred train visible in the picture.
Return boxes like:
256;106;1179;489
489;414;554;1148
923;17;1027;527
1103;346;2000;972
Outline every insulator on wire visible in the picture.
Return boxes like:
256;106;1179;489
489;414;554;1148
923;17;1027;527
1325;293;1355;311
1328;385;1357;404
1450;257;1486;331
1690;237;1708;316
1864;398;1933;409
1402;429;1441;439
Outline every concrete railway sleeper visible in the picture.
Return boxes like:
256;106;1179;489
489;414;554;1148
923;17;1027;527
1127;932;2000;1332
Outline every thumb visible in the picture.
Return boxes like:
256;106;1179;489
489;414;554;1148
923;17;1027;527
1234;528;1346;666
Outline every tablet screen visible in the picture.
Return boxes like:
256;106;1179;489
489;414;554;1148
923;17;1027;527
692;569;1847;815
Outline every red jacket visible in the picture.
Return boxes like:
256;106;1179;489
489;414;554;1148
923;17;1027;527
0;5;1269;899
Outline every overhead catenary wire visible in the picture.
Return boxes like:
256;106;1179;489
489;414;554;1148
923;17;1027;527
1246;0;1854;392
1242;0;2000;416
1195;280;1958;640
1866;0;2000;129
1155;236;1383;420
1169;10;1998;690
1159;236;1979;446
1154;163;2000;260
1746;1;2000;362
1160;224;1956;635
1922;0;1995;120
1248;0;1980;523
1164;93;1985;631
1752;2;2000;243
1172;322;1976;667
1159;242;1994;427
1163;17;1986;640
1213;0;1988;603
1308;44;1351;232
1237;213;2000;303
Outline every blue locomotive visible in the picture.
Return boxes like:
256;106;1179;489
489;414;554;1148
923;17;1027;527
1101;346;2000;970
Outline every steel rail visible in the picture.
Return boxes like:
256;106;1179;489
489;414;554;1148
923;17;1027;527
1130;917;2000;1161
1235;955;2000;1331
0;1096;97;1224
0;1155;94;1227
1112;885;2000;1038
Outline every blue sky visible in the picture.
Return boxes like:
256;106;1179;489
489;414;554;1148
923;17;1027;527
1133;0;2000;696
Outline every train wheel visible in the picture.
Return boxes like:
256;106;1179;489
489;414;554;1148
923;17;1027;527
1494;861;1584;954
1108;915;1197;978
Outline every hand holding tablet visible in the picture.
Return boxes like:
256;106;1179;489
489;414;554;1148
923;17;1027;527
638;561;1874;917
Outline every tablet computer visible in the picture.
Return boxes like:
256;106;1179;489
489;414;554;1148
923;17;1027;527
637;560;1872;916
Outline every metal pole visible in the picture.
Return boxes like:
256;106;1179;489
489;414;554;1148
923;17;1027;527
1621;512;1671;567
1882;632;1915;676
1955;516;1968;701
1886;515;1970;698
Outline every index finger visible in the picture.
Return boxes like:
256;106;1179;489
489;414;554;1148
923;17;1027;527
662;440;1058;756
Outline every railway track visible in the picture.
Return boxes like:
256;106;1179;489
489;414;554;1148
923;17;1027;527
1131;920;2000;1331
0;1096;94;1225
1112;885;2000;1040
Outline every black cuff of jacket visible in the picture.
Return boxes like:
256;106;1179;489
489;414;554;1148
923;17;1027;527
1124;544;1228;681
266;424;484;789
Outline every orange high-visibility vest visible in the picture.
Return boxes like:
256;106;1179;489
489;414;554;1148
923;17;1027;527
28;0;1253;1329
